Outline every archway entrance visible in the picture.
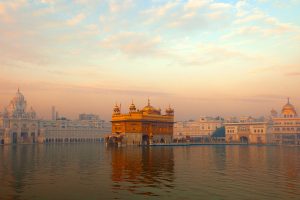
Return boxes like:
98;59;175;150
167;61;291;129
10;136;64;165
13;132;17;144
142;135;149;145
31;132;36;143
240;136;248;144
21;132;29;143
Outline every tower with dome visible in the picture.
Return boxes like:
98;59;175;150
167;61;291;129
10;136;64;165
0;89;40;144
271;98;300;145
109;99;174;145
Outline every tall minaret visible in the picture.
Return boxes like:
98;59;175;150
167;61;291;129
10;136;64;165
51;106;56;120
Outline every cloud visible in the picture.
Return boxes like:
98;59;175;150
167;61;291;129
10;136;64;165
40;0;55;4
285;72;300;76
0;34;50;68
234;9;265;24
0;3;5;14
235;0;250;17
209;2;232;10
257;0;300;8
3;0;26;11
142;0;180;23
142;0;233;31
0;78;172;98
66;13;86;26
223;13;300;40
33;6;56;16
224;3;300;40
184;0;211;10
100;32;162;56
109;0;134;13
249;62;300;76
173;43;255;67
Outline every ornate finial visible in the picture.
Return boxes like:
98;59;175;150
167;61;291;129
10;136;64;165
18;87;20;93
148;97;150;106
132;99;134;104
129;99;136;112
288;97;290;104
166;104;174;115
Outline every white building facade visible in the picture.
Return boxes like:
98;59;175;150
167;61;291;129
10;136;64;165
225;117;272;144
39;119;111;143
271;99;300;145
0;89;111;145
174;117;224;139
0;89;40;144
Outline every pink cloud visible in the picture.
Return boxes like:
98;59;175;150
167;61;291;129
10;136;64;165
66;13;86;26
285;72;300;76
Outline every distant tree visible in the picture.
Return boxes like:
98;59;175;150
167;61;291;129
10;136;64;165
211;126;225;137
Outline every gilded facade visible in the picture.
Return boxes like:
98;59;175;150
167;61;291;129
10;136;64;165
110;100;174;145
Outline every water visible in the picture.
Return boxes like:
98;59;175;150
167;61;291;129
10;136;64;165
0;144;299;200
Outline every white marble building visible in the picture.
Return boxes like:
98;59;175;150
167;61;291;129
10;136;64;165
271;99;300;145
0;89;111;145
0;89;40;144
174;117;224;139
39;119;111;143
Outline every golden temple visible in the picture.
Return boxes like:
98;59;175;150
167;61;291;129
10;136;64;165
108;99;174;145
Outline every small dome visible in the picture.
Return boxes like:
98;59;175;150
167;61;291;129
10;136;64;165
113;103;120;114
166;105;174;116
129;101;136;112
7;88;28;118
270;108;278;117
14;88;25;102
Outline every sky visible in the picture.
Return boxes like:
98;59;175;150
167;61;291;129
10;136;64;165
0;0;300;121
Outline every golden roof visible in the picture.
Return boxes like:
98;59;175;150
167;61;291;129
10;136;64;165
142;99;161;114
281;98;297;116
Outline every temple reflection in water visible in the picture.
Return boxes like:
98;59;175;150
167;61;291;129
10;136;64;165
110;146;175;195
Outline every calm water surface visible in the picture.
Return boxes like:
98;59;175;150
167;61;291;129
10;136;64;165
0;144;299;200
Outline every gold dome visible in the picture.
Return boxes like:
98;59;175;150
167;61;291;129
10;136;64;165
281;98;297;117
142;99;160;114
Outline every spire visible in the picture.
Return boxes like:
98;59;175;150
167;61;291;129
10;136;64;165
148;97;150;106
287;97;290;104
129;99;136;112
18;87;20;93
113;102;120;115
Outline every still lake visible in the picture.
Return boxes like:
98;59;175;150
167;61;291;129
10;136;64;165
0;144;299;200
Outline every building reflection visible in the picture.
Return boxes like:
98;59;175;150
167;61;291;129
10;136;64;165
0;145;38;200
224;145;300;194
0;144;109;200
110;146;174;196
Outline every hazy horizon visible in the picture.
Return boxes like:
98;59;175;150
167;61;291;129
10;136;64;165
1;0;300;121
